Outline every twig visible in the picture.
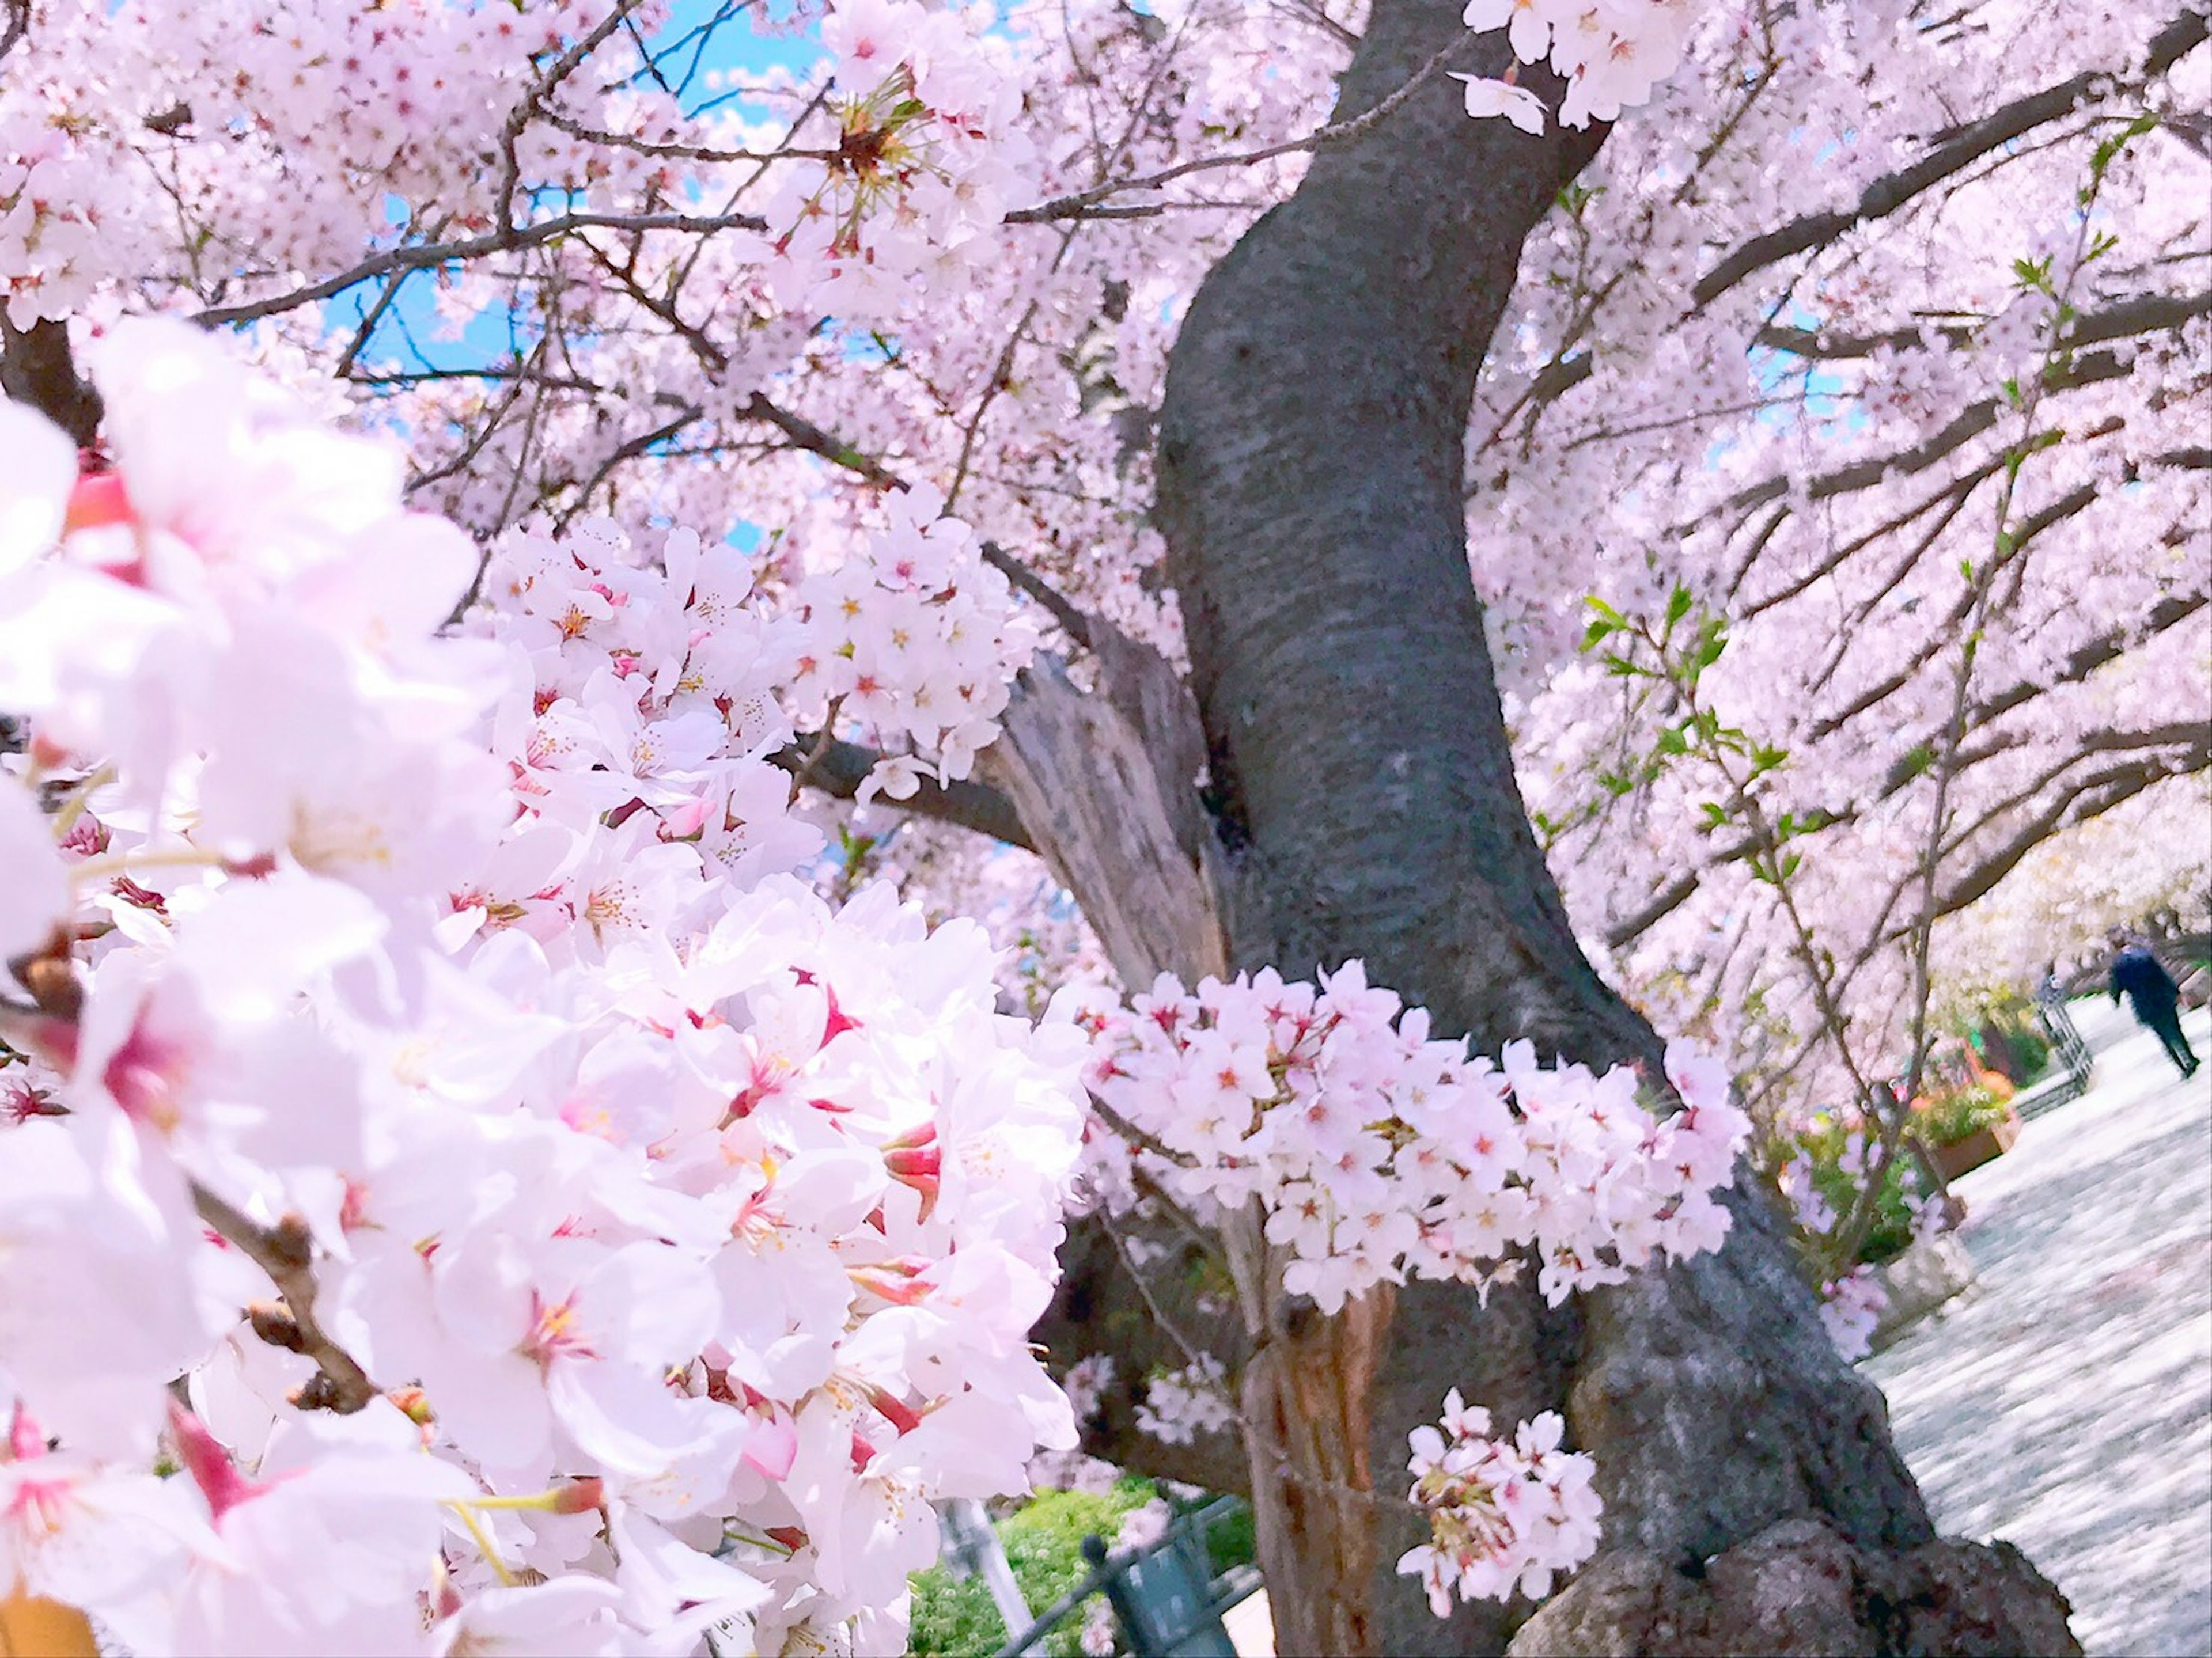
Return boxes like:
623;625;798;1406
982;541;1094;649
1088;1090;1199;1168
1001;37;1467;224
193;210;768;328
190;1182;378;1413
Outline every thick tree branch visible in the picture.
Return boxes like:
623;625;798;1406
1756;289;2212;361
1934;752;2207;919
1968;587;2211;733
1706;342;2151;528
0;0;28;67
769;737;1033;849
0;317;103;446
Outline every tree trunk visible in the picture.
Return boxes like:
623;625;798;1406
1112;0;2080;1651
1238;1287;1394;1658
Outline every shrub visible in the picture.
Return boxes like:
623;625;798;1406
908;1479;1160;1658
1796;1115;1920;1269
1910;1084;2012;1151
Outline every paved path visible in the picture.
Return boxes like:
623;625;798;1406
1865;998;2212;1658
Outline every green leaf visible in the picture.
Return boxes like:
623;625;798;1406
1691;616;1729;671
1665;584;1695;628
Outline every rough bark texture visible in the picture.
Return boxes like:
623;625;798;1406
979;631;1230;987
1238;1287;1395;1658
1507;1519;2080;1657
1152;16;1638;1072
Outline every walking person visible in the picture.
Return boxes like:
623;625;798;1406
2107;930;2202;1080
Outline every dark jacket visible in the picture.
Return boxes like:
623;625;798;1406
2111;946;2181;1014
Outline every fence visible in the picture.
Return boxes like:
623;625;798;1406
2024;991;2094;1118
991;1496;1262;1658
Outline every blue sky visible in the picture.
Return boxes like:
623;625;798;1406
325;2;825;378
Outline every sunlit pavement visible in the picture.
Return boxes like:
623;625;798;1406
1864;999;2212;1658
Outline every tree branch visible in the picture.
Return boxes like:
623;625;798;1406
1933;751;2208;920
0;317;103;446
192;210;768;328
982;541;1094;648
1694;9;2210;306
1755;290;2212;361
0;0;28;67
189;1182;378;1414
770;737;1033;849
1702;341;2157;530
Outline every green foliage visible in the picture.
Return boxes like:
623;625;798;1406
2001;1022;2052;1083
1198;1500;1256;1573
1910;1084;2012;1151
907;1479;1160;1658
1794;1116;1918;1268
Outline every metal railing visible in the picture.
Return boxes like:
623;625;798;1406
991;1496;1260;1658
2026;991;2094;1118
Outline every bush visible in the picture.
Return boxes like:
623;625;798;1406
1994;1020;2051;1084
1910;1084;2012;1151
908;1479;1160;1658
1199;1499;1256;1573
1796;1116;1919;1269
1971;1019;2050;1086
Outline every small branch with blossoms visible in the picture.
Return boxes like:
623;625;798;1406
1400;1392;1603;1614
1064;961;1748;1613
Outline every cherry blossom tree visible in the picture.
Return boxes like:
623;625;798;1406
2;0;2203;1651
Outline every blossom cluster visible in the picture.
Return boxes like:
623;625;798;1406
1457;0;1700;132
1817;1265;1890;1364
783;483;1039;801
1132;1355;1236;1448
759;0;1033;320
471;514;820;934
1074;965;1749;1314
1399;1390;1603;1614
0;321;1082;1653
1;0;609;328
